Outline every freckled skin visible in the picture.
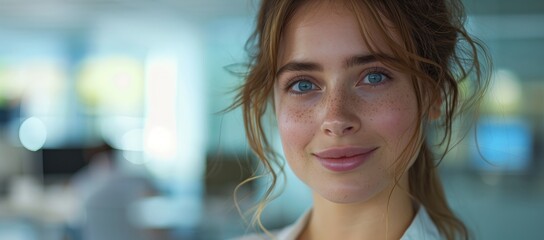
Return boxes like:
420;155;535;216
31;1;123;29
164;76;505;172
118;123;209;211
273;2;420;205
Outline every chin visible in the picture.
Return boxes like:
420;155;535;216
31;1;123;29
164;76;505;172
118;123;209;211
316;180;389;204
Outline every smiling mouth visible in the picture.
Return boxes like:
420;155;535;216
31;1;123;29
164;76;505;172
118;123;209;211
313;147;378;172
313;146;378;159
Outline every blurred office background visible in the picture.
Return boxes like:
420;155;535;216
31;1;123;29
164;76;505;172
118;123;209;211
0;0;542;239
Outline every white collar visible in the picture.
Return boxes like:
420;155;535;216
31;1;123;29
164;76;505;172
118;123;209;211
275;206;442;240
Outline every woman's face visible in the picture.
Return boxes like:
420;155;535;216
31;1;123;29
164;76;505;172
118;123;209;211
274;2;420;204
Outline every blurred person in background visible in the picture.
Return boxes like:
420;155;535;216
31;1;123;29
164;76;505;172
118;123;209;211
230;0;490;239
66;143;166;240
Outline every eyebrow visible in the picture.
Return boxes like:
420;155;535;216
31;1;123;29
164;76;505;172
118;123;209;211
276;54;391;77
276;62;322;77
345;54;379;69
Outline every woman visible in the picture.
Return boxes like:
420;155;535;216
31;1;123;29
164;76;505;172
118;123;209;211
231;0;490;239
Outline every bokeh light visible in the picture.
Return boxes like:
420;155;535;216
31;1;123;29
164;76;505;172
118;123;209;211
18;117;47;151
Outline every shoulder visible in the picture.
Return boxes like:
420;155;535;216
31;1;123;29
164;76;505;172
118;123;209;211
401;206;444;240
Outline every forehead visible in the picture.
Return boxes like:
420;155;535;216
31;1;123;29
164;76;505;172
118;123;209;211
277;1;402;67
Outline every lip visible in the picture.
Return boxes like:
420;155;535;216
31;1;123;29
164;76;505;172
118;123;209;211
313;146;378;172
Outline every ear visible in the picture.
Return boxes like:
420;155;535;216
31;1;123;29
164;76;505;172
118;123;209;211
428;96;442;120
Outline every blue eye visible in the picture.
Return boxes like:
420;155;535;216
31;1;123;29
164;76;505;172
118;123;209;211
291;80;316;93
363;72;387;84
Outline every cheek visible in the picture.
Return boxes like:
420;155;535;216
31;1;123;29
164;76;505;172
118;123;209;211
381;112;420;175
371;89;420;162
277;106;317;151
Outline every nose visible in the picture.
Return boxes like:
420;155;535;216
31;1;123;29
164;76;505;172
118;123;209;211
320;95;361;137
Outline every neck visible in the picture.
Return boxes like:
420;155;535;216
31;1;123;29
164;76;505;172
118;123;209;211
300;177;415;240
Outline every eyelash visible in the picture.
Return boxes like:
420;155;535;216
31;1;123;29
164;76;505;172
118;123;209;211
283;67;394;95
285;76;318;95
358;67;393;87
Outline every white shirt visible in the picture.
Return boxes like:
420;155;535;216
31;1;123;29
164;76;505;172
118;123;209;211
237;206;442;240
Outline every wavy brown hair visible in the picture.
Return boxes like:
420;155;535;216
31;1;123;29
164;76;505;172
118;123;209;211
228;0;490;239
